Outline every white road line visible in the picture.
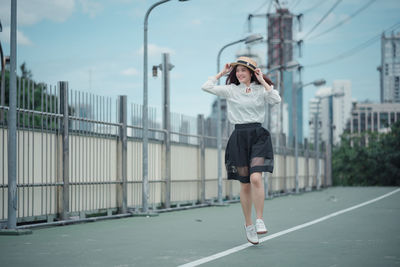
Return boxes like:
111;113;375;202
178;188;400;267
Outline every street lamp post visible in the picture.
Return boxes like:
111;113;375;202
292;78;326;193
142;0;188;213
314;91;343;190
8;0;17;230
216;34;263;204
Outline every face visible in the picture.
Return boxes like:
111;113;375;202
235;65;252;85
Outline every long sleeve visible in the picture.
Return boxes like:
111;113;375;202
263;86;281;105
201;76;232;99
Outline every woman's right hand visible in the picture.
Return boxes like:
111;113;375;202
216;63;232;80
222;63;233;75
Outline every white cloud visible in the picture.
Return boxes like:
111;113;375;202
191;19;202;25
79;0;104;18
137;44;175;57
0;0;105;26
0;26;33;46
121;68;139;76
0;0;75;27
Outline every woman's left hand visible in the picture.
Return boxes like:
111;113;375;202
255;68;272;91
254;68;264;83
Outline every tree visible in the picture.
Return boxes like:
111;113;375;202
333;121;400;186
20;62;33;80
0;63;74;129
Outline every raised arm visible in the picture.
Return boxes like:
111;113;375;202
201;63;233;98
254;68;281;105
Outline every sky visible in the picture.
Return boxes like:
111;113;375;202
0;0;399;137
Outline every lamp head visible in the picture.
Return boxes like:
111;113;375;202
244;34;263;44
313;79;326;87
284;61;300;70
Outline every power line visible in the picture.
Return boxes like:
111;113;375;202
308;0;377;41
290;0;302;10
267;0;273;13
304;21;400;68
302;0;342;40
298;0;331;15
251;0;271;14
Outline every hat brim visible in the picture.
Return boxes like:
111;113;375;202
230;62;256;72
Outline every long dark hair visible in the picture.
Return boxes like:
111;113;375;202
226;65;274;86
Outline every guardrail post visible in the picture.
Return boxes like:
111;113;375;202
59;81;69;220
282;137;288;193
118;95;127;214
304;138;311;191
323;140;328;188
197;114;206;204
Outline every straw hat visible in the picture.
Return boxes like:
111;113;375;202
230;56;257;71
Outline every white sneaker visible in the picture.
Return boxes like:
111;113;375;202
244;224;259;245
255;219;268;234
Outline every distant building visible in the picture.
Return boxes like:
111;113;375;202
377;31;400;103
308;81;351;145
308;98;322;145
346;102;400;134
331;80;352;144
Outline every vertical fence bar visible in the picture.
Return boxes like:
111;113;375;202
22;79;26;218
16;77;20;218
101;96;105;210
96;95;99;211
85;92;88;213
25;79;29;217
45;85;49;217
55;86;60;217
49;85;53;216
73;90;77;214
118;95;127;214
30;80;34;216
40;84;43;216
74;91;83;217
59;81;69;220
89;93;93;211
107;97;111;211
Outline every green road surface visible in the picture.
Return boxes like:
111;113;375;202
0;187;399;267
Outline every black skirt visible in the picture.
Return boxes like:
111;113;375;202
225;123;274;183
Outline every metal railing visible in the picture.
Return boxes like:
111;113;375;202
0;79;325;227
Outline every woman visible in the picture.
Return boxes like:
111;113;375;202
201;56;281;245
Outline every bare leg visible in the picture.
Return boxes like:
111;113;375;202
250;172;264;220
240;183;252;226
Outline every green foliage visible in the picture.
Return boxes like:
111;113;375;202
1;63;73;129
333;121;400;186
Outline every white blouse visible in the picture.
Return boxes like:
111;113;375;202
201;76;281;124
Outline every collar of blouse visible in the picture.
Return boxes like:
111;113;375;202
238;82;257;93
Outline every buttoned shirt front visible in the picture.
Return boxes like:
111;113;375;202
202;77;281;124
